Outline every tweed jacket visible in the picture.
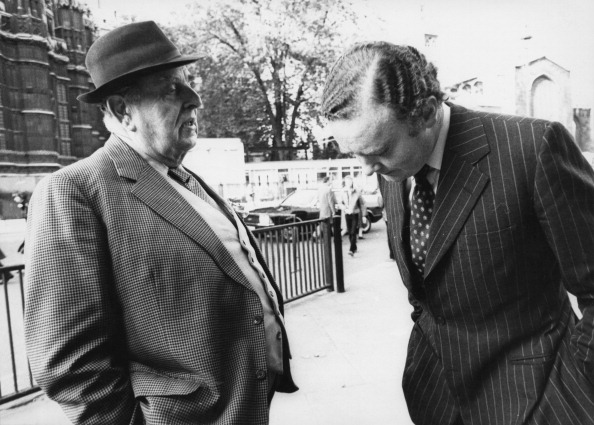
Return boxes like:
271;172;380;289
380;104;594;425
24;136;297;425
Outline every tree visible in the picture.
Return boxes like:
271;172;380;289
164;25;267;149
166;0;357;160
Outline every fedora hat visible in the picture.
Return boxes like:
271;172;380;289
78;21;199;103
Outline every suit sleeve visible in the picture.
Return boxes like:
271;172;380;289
24;174;140;424
534;121;594;384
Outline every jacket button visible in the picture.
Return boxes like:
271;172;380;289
269;290;275;298
436;316;446;325
253;315;263;325
276;331;282;340
256;369;267;380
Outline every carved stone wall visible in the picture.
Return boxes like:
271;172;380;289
0;0;106;181
574;108;592;153
515;57;573;133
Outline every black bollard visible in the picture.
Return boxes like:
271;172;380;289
333;214;345;293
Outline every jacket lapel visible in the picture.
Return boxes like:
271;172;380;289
380;176;415;290
104;136;255;291
423;105;490;278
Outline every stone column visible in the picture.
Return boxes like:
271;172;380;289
574;108;592;153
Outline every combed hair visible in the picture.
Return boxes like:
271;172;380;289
99;83;143;132
321;42;445;134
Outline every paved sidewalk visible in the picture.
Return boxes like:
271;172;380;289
1;221;415;425
270;222;414;425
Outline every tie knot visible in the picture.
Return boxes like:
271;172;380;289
168;166;191;184
414;165;432;185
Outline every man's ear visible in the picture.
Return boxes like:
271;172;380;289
422;96;439;128
105;95;135;131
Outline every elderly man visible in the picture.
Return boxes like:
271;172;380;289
322;42;594;424
25;21;296;425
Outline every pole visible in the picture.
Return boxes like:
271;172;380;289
323;217;334;290
332;214;344;293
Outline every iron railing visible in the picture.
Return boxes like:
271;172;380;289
0;264;38;404
251;216;342;303
0;216;344;404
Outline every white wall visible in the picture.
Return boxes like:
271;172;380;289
182;138;245;199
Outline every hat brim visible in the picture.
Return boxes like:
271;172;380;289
77;55;199;104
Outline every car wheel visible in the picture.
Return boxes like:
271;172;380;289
362;214;372;233
282;216;302;242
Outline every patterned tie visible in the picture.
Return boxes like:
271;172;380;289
168;166;219;209
410;165;435;276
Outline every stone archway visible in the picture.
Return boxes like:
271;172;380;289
531;75;560;122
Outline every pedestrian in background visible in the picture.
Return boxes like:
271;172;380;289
25;21;296;425
317;176;336;220
377;191;394;260
340;175;364;256
316;176;336;241
322;41;594;424
357;181;367;240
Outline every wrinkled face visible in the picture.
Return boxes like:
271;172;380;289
128;67;202;167
327;102;439;182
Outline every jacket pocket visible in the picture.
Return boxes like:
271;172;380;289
457;225;515;252
509;352;554;365
129;364;221;424
129;362;209;397
130;371;203;397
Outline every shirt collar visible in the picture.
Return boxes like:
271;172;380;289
426;102;450;172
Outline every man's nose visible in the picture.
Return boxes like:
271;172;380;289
182;84;203;109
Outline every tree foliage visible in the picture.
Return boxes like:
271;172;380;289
165;0;357;160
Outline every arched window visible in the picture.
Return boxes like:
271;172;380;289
531;75;560;122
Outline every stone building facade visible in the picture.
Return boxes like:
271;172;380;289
444;55;593;154
515;57;573;133
0;0;107;217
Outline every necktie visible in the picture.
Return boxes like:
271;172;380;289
410;165;435;276
168;166;219;210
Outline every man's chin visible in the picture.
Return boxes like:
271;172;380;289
180;136;198;150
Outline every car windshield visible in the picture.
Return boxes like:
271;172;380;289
280;190;317;207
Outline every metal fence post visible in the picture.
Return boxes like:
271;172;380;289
322;217;334;290
332;214;345;293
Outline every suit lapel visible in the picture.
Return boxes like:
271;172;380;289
380;176;415;290
424;105;490;278
104;136;255;291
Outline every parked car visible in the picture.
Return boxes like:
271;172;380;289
244;189;319;228
243;189;320;241
244;187;384;235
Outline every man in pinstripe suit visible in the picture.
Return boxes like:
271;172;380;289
322;42;594;424
24;21;296;425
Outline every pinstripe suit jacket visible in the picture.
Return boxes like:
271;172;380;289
380;104;594;424
24;136;297;425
